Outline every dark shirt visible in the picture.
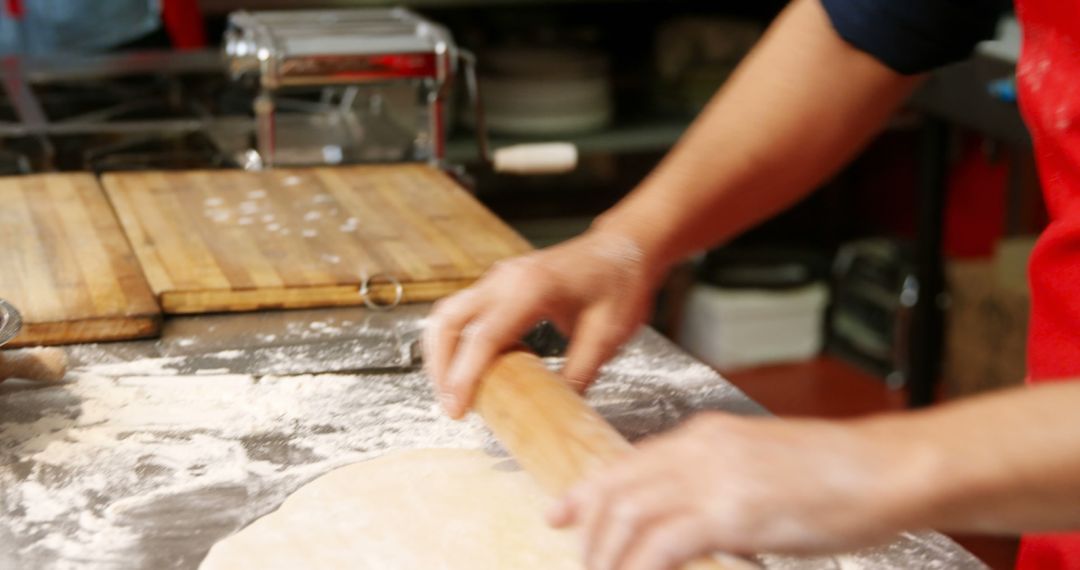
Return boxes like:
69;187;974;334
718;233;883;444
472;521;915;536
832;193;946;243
820;0;1006;74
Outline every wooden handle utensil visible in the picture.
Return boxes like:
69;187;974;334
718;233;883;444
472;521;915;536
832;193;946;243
0;347;68;383
474;351;760;570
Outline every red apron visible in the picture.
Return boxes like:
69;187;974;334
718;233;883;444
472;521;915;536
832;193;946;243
1015;0;1080;568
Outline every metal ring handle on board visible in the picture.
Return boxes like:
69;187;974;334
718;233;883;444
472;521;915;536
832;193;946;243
359;274;404;312
0;298;23;347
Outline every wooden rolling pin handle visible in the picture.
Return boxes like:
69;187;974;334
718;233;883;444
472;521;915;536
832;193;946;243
474;351;760;570
493;143;578;175
0;347;68;383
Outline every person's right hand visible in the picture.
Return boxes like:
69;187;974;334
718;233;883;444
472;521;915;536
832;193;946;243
424;229;660;418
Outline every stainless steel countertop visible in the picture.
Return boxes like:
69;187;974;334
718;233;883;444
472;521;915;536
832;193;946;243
0;305;986;569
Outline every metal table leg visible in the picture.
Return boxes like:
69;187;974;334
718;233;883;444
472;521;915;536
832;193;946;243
909;117;950;407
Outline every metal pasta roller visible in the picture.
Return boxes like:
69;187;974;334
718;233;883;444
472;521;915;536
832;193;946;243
224;8;576;174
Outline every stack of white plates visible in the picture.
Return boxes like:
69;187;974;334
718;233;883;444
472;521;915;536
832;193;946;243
678;282;829;371
466;47;613;136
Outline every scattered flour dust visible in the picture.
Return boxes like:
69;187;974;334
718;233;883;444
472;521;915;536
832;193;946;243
0;336;984;569
0;366;487;569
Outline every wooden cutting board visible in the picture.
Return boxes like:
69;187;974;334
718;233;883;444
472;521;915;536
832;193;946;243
101;165;533;314
0;174;161;346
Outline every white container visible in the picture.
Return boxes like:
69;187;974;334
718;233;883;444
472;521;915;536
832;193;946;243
677;282;829;371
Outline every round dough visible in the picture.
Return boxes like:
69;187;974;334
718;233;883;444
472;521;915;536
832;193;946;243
200;449;582;569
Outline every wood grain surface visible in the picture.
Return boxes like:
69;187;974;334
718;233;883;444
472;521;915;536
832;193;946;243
475;352;760;570
102;165;533;314
0;174;160;346
475;352;634;495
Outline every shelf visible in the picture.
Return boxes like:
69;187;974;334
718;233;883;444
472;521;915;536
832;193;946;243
199;0;654;13
446;118;690;163
510;216;594;248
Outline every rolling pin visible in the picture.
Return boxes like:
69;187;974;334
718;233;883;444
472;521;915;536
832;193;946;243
0;347;68;383
474;351;761;570
493;143;578;175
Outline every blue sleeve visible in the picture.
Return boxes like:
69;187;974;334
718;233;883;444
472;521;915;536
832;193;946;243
820;0;1002;75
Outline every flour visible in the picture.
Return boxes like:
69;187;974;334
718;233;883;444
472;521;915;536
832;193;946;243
282;318;353;339
1;333;744;569
340;217;359;233
72;355;183;376
0;328;985;569
1;368;485;569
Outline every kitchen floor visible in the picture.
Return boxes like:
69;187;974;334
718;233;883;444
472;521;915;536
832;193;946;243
720;356;1020;570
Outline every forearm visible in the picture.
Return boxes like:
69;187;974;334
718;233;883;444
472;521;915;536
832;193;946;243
863;381;1080;535
594;0;921;271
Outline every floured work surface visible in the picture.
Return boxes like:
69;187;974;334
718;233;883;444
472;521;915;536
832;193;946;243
0;306;987;569
0;173;160;346
101;165;532;314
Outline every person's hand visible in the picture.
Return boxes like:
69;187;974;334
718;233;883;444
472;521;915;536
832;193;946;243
424;229;660;418
547;413;940;570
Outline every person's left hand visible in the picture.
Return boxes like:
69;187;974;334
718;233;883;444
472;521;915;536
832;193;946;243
547;412;940;570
